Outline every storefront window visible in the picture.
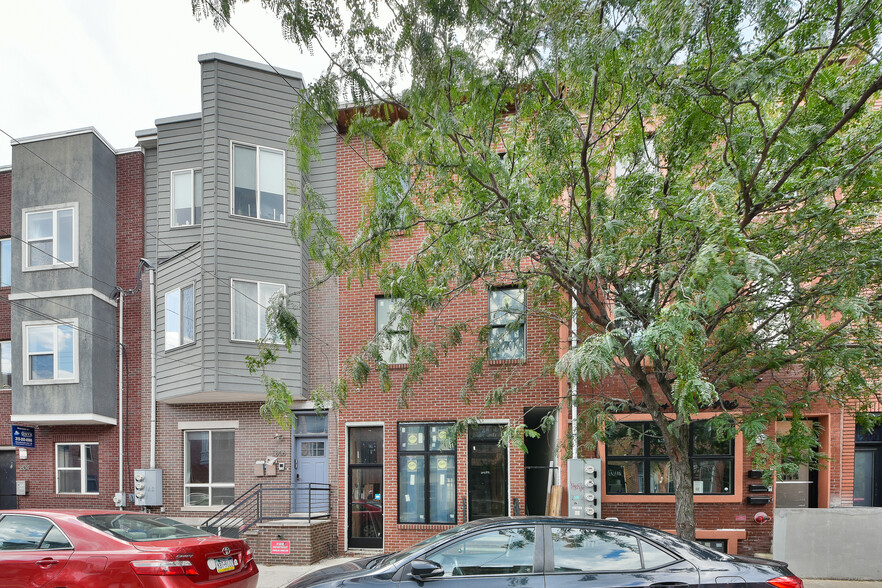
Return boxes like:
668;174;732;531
398;423;456;524
605;421;734;495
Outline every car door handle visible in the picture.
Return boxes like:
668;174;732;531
36;558;60;567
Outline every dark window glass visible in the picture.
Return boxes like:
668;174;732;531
641;539;677;567
80;514;210;542
0;515;53;550
430;527;536;576
605;421;734;495
295;412;328;434
488;288;525;360
551;527;641;572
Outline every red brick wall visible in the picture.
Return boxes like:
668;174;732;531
334;137;565;554
149;402;297;517
0;169;10;446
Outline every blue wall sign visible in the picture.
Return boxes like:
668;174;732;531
12;425;35;448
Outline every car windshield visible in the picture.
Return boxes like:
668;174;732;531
79;514;212;542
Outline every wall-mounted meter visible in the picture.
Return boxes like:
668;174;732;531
567;458;602;519
133;469;163;506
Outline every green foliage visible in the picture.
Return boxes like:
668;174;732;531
197;0;882;538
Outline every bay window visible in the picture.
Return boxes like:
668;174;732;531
165;284;195;350
231;280;284;342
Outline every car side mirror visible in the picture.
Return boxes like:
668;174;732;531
410;559;444;582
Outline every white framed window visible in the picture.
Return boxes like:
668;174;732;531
0;340;11;388
171;169;203;227
376;296;409;364
23;204;77;269
165;284;195;350
489;288;525;360
23;320;77;384
231;280;285;342
56;443;99;494
0;238;10;287
231;143;285;222
184;430;235;507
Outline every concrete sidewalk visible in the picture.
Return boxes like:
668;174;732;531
256;560;882;588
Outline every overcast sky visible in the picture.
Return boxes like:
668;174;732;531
0;0;329;166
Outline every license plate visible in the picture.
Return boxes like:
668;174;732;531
216;557;236;573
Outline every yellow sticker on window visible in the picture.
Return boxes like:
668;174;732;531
408;434;418;445
407;460;418;471
437;459;447;470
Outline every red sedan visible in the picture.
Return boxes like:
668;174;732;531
0;509;259;587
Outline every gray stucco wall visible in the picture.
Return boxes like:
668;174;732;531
10;131;119;420
773;508;882;580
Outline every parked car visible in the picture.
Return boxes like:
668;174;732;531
288;516;803;588
0;510;258;587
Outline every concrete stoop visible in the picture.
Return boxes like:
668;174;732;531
244;518;337;566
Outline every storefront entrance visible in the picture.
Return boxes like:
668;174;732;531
468;424;508;520
854;417;882;507
348;427;383;549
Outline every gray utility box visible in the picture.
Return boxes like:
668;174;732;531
133;469;163;506
567;458;602;519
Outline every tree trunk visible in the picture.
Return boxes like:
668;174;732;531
670;443;696;541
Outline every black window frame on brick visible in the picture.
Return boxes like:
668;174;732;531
397;422;457;525
488;287;526;361
605;420;735;496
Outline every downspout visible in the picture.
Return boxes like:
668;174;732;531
118;292;125;508
148;265;157;468
571;296;578;459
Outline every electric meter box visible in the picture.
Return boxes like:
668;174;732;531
133;469;163;506
567;458;602;519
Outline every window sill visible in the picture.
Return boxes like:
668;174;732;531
23;263;79;272
24;378;79;386
165;341;197;352
170;224;202;230
487;358;525;366
182;506;227;512
229;212;287;226
56;492;100;497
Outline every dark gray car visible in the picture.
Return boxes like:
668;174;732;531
288;517;802;588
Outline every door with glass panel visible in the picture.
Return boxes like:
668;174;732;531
468;425;508;520
292;412;329;514
348;427;383;549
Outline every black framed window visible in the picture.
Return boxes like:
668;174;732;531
398;423;456;524
605;421;734;495
488;288;525;360
376;297;409;364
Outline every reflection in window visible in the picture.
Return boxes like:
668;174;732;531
0;238;10;286
25;207;75;268
165;284;195;350
171;169;203;227
552;527;675;572
0;516;71;551
398;423;456;524
232;144;285;221
431;527;536;576
376;297;409;364
25;322;76;382
605;421;734;495
56;443;98;494
184;430;234;506
0;340;11;388
488;288;525;360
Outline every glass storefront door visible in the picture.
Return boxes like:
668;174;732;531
348;427;383;548
468;424;508;520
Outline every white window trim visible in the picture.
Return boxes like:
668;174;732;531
183;429;235;508
22;319;79;385
164;282;196;351
230;279;286;342
170;168;202;228
55;442;99;495
22;202;79;271
0;340;10;390
229;141;286;224
0;237;10;287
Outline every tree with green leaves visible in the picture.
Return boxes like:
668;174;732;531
196;0;882;539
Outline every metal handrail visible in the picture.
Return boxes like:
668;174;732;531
200;482;332;538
